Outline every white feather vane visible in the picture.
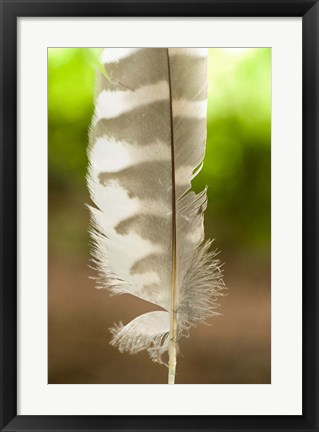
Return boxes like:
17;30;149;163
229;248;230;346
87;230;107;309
87;48;224;379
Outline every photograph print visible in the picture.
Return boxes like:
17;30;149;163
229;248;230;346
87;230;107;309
48;47;271;384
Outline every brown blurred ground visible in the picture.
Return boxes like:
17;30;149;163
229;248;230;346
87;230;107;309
48;195;270;384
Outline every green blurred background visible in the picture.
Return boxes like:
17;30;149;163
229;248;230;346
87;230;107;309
48;48;271;384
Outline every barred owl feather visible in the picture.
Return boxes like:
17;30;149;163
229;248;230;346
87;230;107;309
87;48;224;370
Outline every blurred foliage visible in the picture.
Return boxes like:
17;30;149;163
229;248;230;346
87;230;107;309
48;48;271;259
201;48;271;256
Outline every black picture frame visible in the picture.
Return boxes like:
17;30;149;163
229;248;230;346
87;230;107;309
0;1;318;431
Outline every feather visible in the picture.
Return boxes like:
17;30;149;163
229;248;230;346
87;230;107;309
87;48;224;383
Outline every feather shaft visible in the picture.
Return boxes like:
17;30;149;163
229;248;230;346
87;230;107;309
167;49;178;384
